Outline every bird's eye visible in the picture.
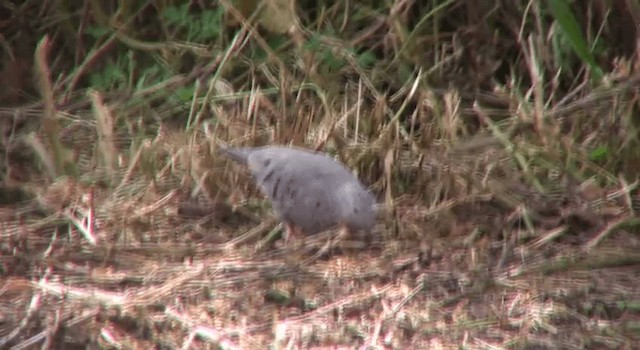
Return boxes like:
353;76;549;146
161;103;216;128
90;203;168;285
262;159;271;168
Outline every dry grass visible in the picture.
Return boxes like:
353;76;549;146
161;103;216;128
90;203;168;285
1;1;640;349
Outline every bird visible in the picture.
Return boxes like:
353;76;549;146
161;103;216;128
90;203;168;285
219;146;377;242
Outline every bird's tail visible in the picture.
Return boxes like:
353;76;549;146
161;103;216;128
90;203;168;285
218;147;252;165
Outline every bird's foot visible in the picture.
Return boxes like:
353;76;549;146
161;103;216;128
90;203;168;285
282;222;304;248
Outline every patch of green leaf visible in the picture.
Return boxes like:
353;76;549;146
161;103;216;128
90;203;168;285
85;25;110;39
357;50;377;69
89;60;128;90
174;86;196;103
548;0;604;80
589;145;609;162
320;48;346;72
162;4;224;42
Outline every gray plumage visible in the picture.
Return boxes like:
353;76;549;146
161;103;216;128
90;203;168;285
220;146;377;235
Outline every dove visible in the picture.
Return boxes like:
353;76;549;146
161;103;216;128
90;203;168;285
219;146;377;240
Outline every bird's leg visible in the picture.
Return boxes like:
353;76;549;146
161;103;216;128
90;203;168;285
283;222;301;246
